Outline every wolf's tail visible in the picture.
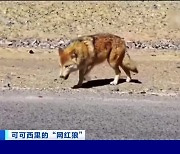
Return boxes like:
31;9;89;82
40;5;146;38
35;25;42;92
122;51;138;73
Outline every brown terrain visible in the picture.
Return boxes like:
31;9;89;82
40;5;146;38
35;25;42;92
1;47;180;97
0;1;180;96
0;1;180;139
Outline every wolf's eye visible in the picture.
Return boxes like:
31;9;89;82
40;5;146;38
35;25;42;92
65;65;71;68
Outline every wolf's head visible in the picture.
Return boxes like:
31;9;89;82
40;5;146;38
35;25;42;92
58;37;94;80
58;41;88;80
58;49;78;80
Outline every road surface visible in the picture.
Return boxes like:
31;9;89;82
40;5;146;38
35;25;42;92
0;89;180;140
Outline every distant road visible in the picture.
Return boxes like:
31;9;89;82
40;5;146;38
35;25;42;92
0;90;180;140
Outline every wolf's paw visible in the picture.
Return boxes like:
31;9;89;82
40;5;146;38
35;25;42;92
110;81;118;85
126;77;131;83
72;84;82;89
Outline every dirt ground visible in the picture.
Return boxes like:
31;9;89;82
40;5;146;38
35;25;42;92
0;1;180;97
0;47;180;97
0;1;180;41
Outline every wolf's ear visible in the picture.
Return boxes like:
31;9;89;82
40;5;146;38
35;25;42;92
81;37;93;45
82;38;94;54
58;48;63;56
71;50;78;60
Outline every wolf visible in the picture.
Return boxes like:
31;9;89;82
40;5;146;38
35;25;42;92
58;33;138;88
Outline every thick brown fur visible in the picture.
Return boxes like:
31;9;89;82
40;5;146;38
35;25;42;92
58;33;138;88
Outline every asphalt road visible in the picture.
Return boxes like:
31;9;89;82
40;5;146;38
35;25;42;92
0;90;180;140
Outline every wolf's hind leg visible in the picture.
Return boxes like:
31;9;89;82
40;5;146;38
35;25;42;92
109;65;121;85
120;64;132;82
108;51;122;85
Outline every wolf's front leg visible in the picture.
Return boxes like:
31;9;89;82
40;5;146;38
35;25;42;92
72;69;85;89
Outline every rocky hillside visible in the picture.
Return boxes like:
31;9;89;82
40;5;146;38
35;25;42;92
0;1;179;42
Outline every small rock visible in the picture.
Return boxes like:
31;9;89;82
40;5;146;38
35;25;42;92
38;95;43;98
140;91;146;94
54;79;58;82
49;45;55;49
151;93;158;96
7;41;13;46
129;91;133;94
111;88;119;92
4;83;11;88
31;39;40;46
6;21;15;26
17;76;20;78
153;4;158;9
29;50;34;54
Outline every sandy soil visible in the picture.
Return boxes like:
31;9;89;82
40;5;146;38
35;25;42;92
0;1;180;96
0;47;180;97
0;1;180;41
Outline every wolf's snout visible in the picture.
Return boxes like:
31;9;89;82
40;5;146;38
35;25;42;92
64;74;69;80
59;74;69;80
